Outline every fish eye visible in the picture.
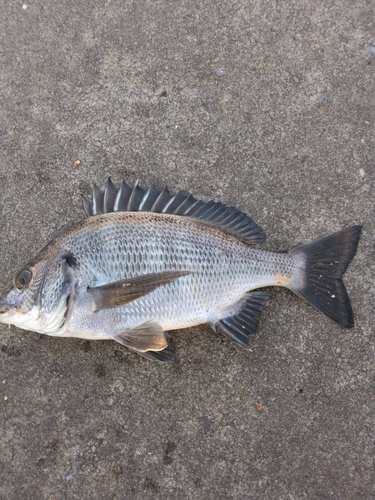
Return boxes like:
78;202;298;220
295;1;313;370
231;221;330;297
15;268;33;290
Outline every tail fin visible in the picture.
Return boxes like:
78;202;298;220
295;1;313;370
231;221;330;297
289;226;362;328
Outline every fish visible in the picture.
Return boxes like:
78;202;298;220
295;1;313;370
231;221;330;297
0;178;362;362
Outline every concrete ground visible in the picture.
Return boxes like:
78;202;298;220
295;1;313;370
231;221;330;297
0;1;374;499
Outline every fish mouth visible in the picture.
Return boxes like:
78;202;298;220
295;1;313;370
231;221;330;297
0;301;16;325
0;302;11;315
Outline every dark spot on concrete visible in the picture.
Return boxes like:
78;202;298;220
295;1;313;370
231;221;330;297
36;458;46;467
299;388;304;393
1;344;21;357
135;104;151;118
81;341;91;352
194;476;202;487
164;440;177;465
160;90;168;97
94;363;106;378
112;464;123;477
115;350;123;358
142;477;158;491
44;439;60;454
36;166;50;183
0;462;4;474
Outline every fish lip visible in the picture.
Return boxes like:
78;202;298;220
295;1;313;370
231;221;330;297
0;301;12;315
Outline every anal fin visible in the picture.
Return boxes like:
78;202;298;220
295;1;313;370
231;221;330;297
216;292;269;349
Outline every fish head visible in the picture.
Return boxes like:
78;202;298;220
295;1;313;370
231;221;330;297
0;250;76;335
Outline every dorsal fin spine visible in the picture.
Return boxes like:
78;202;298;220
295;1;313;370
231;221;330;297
92;184;103;215
150;186;170;212
126;180;139;211
173;194;197;215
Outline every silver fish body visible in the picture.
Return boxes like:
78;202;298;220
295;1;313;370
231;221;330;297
0;179;362;362
59;212;297;338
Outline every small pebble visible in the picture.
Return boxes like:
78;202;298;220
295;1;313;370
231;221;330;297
215;68;223;76
66;474;73;481
22;4;27;9
115;350;123;358
359;168;365;177
365;46;375;55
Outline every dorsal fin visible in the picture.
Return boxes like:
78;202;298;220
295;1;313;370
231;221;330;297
82;178;266;244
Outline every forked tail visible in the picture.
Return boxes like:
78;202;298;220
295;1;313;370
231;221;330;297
289;226;362;328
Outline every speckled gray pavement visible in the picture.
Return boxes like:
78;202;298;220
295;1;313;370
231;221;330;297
0;1;374;499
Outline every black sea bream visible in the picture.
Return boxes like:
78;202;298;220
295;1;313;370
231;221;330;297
0;179;362;362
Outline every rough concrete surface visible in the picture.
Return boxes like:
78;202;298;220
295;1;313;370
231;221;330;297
0;1;374;499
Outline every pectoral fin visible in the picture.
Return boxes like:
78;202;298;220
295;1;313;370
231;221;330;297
114;320;167;352
88;270;191;311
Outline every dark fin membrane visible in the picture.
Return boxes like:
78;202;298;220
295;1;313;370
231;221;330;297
215;292;270;349
82;178;266;245
134;343;177;363
289;226;362;328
